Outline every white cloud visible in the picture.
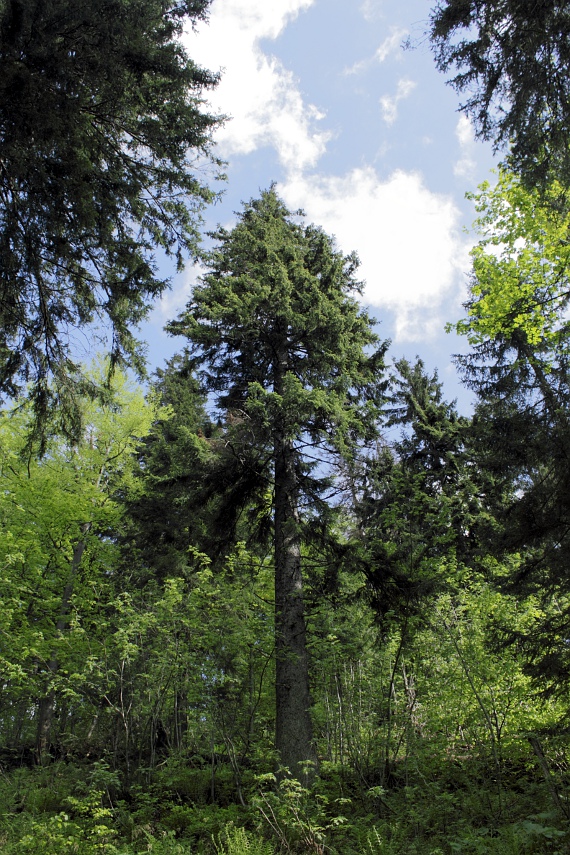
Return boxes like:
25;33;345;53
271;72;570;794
184;0;329;173
155;263;203;321
168;1;472;344
454;115;477;180
380;78;416;125
344;58;369;76
345;26;407;74
376;27;408;62
280;167;471;341
360;0;384;21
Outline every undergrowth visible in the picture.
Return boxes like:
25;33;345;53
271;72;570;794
0;750;567;854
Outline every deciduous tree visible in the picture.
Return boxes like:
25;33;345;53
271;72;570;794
0;364;157;760
451;170;570;692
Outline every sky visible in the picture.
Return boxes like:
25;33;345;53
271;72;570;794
141;0;498;411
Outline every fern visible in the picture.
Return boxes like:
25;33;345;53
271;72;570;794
214;823;275;855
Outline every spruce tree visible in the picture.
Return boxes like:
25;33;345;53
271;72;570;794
429;0;570;185
355;358;483;624
0;0;221;436
168;188;386;774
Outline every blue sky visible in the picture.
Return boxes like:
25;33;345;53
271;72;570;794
141;0;498;410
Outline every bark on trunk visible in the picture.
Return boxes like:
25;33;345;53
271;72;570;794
35;528;89;763
528;736;570;818
35;447;111;764
273;432;316;776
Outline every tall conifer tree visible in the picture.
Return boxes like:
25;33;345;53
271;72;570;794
168;188;386;773
429;0;570;185
0;0;221;436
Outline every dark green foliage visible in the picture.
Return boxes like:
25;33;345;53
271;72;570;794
2;115;570;848
123;351;219;579
354;358;482;624
166;187;387;518
167;188;385;450
429;0;570;185
386;358;484;561
456;325;570;693
446;169;570;693
0;368;569;849
125;351;275;582
0;0;222;435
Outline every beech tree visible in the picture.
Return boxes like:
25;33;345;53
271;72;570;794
168;188;386;774
0;364;157;761
0;0;221;433
451;171;570;692
453;170;570;350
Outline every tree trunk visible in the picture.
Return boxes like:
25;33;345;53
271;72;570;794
528;736;570;818
273;432;316;777
35;446;112;764
35;529;89;763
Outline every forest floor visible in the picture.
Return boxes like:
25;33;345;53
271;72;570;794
0;749;568;854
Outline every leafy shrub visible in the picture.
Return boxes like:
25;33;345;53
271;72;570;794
253;771;349;854
1;809;119;854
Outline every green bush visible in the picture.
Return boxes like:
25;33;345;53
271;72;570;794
253;771;350;854
1;809;119;855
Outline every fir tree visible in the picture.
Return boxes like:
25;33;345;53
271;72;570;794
168;187;387;774
0;0;222;437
